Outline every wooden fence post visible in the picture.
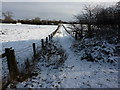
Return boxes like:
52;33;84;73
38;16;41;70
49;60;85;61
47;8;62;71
49;35;51;41
5;48;10;73
41;39;44;48
46;37;48;44
25;59;30;74
75;31;78;40
5;48;19;80
32;43;36;57
51;33;53;39
87;24;92;38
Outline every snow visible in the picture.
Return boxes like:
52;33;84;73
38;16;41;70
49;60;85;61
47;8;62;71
0;23;57;82
14;24;118;88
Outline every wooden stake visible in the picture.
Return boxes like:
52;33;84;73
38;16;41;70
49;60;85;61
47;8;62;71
51;34;53;39
32;43;36;57
46;37;48;44
75;31;78;40
41;39;44;48
5;48;19;80
49;35;51;41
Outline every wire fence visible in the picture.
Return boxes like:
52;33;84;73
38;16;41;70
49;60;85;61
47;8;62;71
1;24;61;89
62;24;90;40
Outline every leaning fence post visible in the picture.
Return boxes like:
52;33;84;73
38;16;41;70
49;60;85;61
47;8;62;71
41;39;44;48
46;37;48;44
32;43;36;57
5;48;19;80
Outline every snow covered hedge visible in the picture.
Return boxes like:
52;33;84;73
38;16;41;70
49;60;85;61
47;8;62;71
72;38;119;65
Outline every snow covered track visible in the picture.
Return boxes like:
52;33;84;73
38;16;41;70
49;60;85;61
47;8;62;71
14;24;119;88
52;25;118;88
62;24;75;38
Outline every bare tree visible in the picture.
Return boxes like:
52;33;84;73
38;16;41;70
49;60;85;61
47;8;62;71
73;5;99;38
2;11;13;22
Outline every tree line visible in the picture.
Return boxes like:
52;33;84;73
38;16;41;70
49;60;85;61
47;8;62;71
1;12;68;25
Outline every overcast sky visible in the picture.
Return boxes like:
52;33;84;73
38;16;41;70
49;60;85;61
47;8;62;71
2;2;117;21
2;0;120;2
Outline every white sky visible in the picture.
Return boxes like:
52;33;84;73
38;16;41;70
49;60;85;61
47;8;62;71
2;0;120;2
1;1;119;21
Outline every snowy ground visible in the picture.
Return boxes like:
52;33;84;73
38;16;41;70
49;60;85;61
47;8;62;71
15;25;118;88
1;24;57;53
0;23;57;82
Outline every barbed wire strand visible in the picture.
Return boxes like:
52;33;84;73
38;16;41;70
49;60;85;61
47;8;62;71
15;45;33;54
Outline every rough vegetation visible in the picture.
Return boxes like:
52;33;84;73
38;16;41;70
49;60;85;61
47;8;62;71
39;41;67;69
7;41;67;89
69;1;120;65
72;38;119;65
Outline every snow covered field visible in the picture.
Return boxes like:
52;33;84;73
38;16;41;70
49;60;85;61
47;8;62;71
0;24;119;88
1;24;57;52
15;25;118;88
0;24;57;81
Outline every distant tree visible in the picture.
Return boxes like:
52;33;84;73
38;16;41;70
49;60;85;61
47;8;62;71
34;17;40;21
2;11;14;22
32;17;41;24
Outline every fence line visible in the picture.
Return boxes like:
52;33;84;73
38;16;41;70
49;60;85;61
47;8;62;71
62;24;89;40
62;24;75;38
15;45;33;54
1;24;61;88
